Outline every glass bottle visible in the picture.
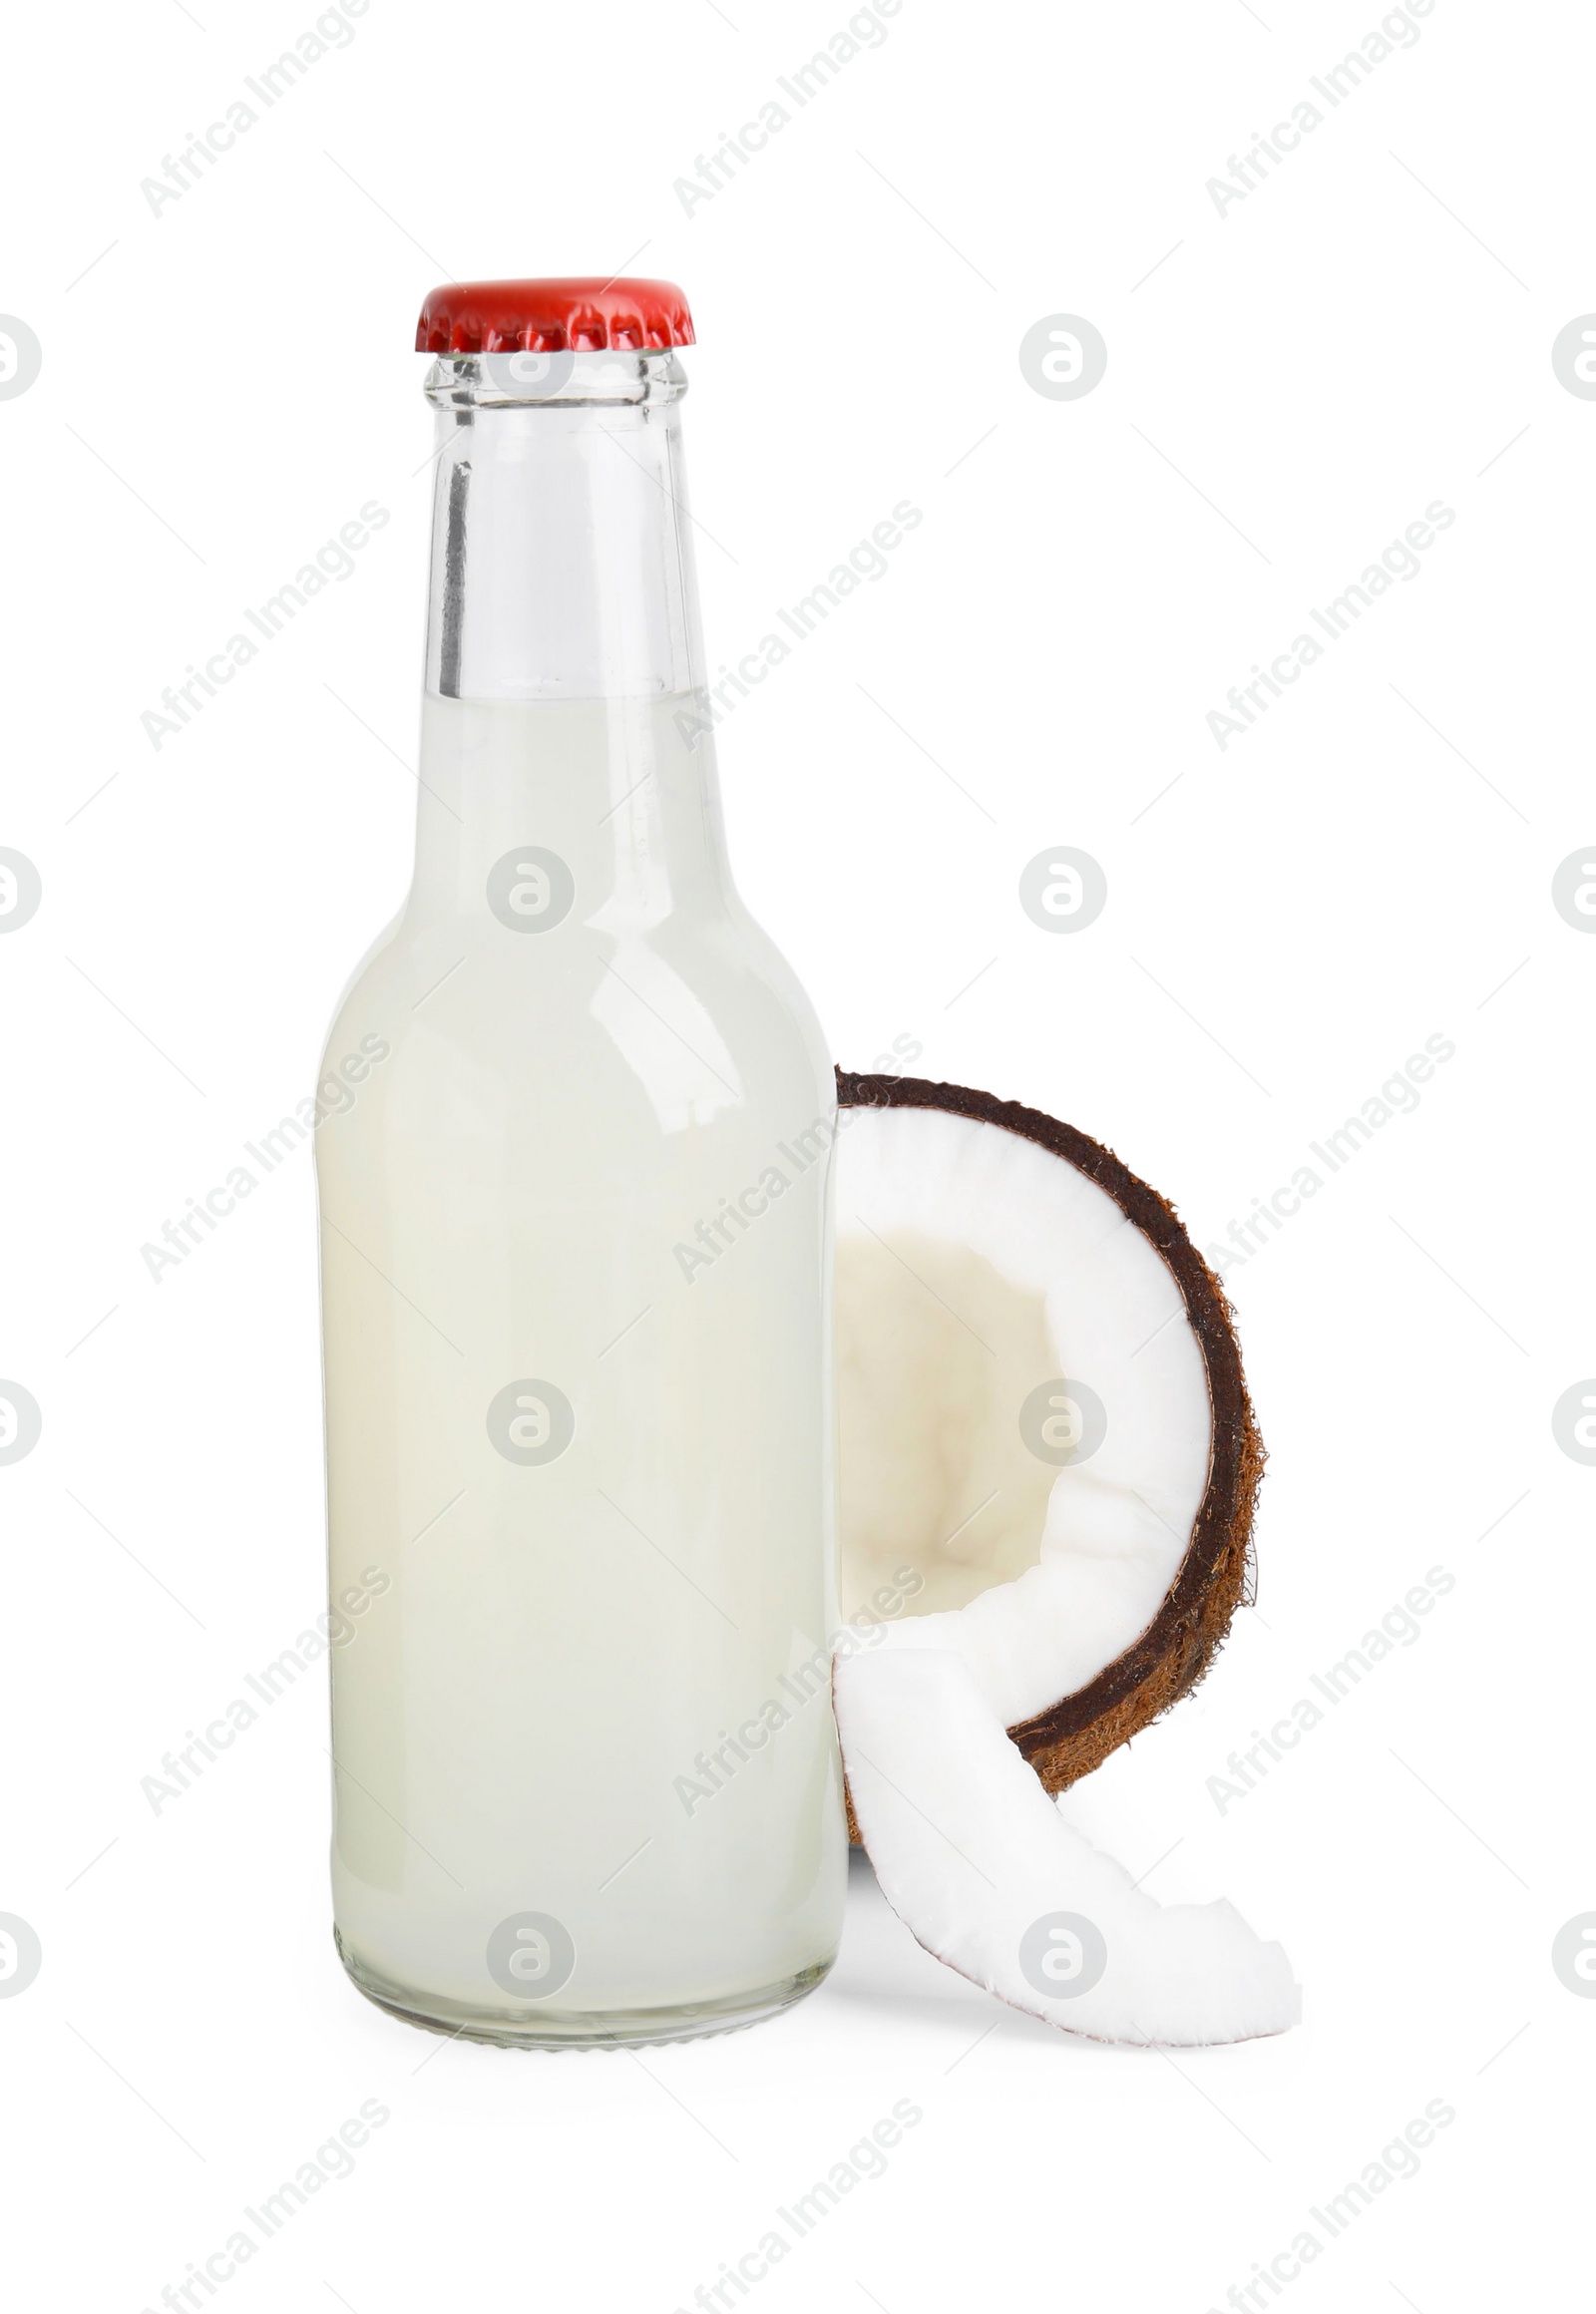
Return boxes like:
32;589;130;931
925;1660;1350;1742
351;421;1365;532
315;278;845;2047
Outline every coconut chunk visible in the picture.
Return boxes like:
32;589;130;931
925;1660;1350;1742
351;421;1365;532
835;1647;1300;2047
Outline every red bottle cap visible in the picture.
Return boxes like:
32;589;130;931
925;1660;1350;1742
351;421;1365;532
416;277;695;356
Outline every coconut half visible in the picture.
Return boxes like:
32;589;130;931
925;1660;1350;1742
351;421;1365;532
832;1070;1295;2045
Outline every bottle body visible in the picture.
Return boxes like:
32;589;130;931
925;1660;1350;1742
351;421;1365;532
316;341;845;2043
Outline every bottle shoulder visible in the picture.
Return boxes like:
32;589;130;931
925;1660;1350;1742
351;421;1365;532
318;906;833;1149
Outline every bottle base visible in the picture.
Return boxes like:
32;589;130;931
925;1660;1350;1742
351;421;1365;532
333;1927;836;2051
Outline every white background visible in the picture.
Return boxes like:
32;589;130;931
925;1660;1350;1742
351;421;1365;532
1;0;1587;2306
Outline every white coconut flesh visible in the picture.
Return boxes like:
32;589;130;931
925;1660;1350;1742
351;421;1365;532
835;1648;1301;2047
835;1101;1213;1727
831;1090;1296;2045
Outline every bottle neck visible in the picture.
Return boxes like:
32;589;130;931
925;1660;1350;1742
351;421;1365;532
410;351;727;923
423;346;703;702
